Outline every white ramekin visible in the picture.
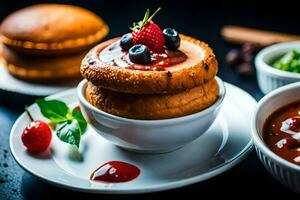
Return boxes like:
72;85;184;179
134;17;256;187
255;41;300;94
251;82;300;193
77;77;225;153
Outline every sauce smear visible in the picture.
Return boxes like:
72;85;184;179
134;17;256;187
99;41;187;71
263;101;300;166
90;161;140;183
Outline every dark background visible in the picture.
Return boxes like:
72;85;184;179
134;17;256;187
1;0;300;199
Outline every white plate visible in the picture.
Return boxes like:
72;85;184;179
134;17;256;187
0;64;77;96
10;82;256;194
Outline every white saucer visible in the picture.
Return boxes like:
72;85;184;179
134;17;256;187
0;64;76;96
10;82;256;194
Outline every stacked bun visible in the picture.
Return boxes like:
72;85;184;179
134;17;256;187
0;4;108;82
82;35;219;119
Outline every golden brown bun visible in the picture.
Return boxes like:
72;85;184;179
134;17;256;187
81;35;218;94
85;78;219;120
0;4;108;55
1;44;84;82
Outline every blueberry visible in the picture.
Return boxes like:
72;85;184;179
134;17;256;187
129;44;151;64
163;28;180;50
120;33;134;51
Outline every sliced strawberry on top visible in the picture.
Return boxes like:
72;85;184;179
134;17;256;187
131;8;165;53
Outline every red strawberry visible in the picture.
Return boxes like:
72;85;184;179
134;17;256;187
21;107;52;154
22;120;52;154
131;8;165;53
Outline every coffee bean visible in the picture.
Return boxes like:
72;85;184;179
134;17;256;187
243;52;254;63
242;43;259;55
237;62;254;76
226;49;242;66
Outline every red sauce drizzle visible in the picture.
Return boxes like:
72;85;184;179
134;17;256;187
99;41;187;71
90;161;140;183
127;50;187;71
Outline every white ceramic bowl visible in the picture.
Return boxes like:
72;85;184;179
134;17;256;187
255;41;300;94
251;82;300;193
77;77;225;153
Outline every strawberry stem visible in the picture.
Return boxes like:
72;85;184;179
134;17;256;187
147;7;161;22
141;9;150;27
25;106;34;122
131;7;162;31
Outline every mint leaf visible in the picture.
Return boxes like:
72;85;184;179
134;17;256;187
71;108;87;134
36;98;88;148
36;99;68;123
56;120;81;148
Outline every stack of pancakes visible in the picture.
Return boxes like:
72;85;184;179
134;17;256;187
82;35;219;119
0;4;108;82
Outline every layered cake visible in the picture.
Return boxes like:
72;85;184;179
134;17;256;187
82;8;219;119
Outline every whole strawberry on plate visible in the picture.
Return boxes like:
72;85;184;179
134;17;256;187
21;107;52;154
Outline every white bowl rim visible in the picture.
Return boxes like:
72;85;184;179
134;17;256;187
77;77;225;125
255;41;300;79
251;81;300;171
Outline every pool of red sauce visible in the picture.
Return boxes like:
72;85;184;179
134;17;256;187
90;161;140;183
99;41;187;71
263;101;300;166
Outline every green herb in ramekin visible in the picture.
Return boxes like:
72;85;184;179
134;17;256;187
272;50;300;73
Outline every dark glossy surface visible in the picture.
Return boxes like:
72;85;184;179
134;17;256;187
1;0;300;199
263;101;300;166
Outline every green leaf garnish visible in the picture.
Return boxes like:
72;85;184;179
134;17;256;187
36;99;87;148
72;108;87;134
56;120;81;148
36;99;68;123
131;7;161;31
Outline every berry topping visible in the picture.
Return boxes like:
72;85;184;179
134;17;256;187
163;28;180;50
129;44;151;64
131;8;164;53
120;33;134;51
21;107;52;154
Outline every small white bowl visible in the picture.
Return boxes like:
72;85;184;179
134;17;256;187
251;82;300;193
255;41;300;94
77;77;225;153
